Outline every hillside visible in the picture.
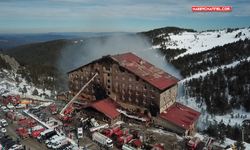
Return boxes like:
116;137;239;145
2;26;250;147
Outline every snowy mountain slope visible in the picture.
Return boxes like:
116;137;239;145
0;69;53;98
152;28;250;59
179;56;250;84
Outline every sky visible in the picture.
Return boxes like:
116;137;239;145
0;0;250;34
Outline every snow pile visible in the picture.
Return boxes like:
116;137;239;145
116;109;146;122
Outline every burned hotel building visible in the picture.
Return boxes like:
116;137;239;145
66;52;200;136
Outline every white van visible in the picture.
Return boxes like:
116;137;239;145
47;136;65;148
45;134;59;144
51;138;69;149
37;129;54;140
77;127;83;139
15;104;26;109
6;104;15;110
90;118;99;127
0;119;8;127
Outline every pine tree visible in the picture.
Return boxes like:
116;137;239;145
23;85;27;93
32;89;39;96
234;139;245;150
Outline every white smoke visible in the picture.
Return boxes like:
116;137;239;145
58;34;182;81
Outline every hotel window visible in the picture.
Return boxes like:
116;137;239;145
129;77;132;81
96;67;99;70
151;88;155;92
143;93;146;97
122;89;125;93
129;97;132;101
107;79;110;83
107;91;111;95
151;95;155;99
115;82;118;86
115;76;118;79
75;81;78;85
136;85;139;89
107;73;110;77
71;74;73;77
86;77;89;80
116;88;118;92
107;85;110;89
144;86;147;90
105;67;110;71
129;91;132;95
92;88;95;93
122;76;125;80
136;99;139;103
76;75;78;78
122;83;125;86
81;76;83;80
122;96;125;101
136;92;139;96
97;78;100;82
143;100;146;105
85;71;89;74
129;84;132;88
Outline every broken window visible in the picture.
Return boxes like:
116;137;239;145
105;66;110;71
107;73;110;77
144;86;147;90
107;79;111;83
136;76;139;81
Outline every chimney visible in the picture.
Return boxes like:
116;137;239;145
138;59;143;65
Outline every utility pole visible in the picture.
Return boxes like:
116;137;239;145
242;126;245;142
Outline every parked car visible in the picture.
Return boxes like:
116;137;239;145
0;128;7;133
28;108;38;113
1;106;7;112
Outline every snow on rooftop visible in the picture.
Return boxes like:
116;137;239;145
116;109;147;122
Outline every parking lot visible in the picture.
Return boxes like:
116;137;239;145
0;95;224;150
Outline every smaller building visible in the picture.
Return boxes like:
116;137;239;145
80;97;122;125
152;102;201;136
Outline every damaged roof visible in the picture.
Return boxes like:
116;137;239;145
160;102;201;130
111;52;180;90
82;97;120;118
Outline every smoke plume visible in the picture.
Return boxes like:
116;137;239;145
58;34;182;83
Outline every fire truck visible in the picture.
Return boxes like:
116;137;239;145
116;134;133;147
101;124;120;137
19;118;37;127
30;128;45;138
150;144;164;150
17;127;29;139
6;111;17;120
114;128;129;140
187;137;200;150
202;137;214;150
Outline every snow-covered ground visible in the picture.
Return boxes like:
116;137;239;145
0;69;54;99
152;28;250;59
